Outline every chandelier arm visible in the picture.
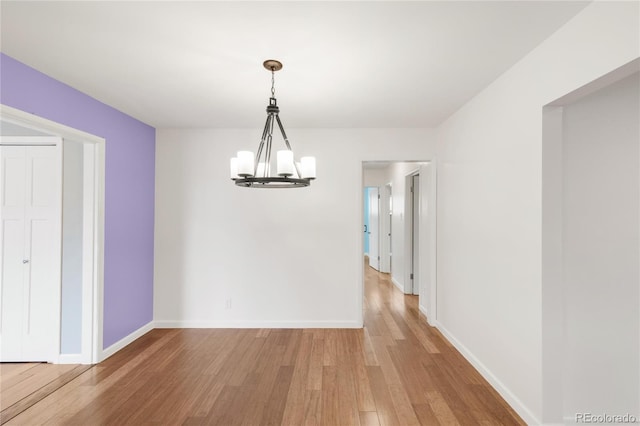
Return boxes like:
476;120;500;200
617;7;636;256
253;115;272;176
275;115;303;178
274;115;292;151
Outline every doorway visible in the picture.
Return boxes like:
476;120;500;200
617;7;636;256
364;185;392;274
361;161;437;326
541;64;640;422
0;105;105;364
367;187;380;271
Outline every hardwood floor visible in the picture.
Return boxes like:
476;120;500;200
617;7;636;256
0;363;91;424
3;266;525;425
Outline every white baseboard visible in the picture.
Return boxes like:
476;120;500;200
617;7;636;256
100;321;155;362
154;320;362;329
419;304;428;318
58;353;85;364
433;321;540;426
391;277;404;292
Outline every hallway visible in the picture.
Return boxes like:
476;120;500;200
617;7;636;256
3;266;524;425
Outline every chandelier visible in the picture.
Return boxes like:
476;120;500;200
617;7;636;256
230;60;316;188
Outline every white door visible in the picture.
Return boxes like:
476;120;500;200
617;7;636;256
368;187;380;271
411;175;420;295
1;138;62;362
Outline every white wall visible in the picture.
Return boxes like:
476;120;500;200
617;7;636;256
561;73;639;423
363;167;389;187
61;140;83;354
435;2;639;423
154;128;434;327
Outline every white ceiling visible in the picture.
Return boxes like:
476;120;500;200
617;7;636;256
0;1;589;129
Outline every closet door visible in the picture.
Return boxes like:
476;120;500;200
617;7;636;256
1;139;62;362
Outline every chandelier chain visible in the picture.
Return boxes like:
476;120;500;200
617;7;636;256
271;68;276;98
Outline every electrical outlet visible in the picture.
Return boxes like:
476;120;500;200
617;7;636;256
225;298;232;309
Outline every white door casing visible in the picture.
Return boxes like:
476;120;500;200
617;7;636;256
412;174;420;295
1;137;62;362
383;183;392;274
368;187;380;271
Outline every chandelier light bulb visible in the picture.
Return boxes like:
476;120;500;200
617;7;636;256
237;151;254;177
300;156;316;179
277;150;294;176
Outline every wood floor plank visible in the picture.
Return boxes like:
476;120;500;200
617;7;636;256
306;337;324;391
281;333;313;425
336;342;361;425
354;367;377;413
303;389;322;426
362;327;379;366
413;402;441;425
322;329;338;366
388;383;421;426
262;365;295;426
369;336;402;386
366;365;401;426
242;333;288;414
321;366;340;426
387;342;430;405
426;390;461;425
381;308;405;341
359;410;381;426
4;262;525;425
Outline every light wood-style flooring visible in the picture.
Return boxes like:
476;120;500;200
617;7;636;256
1;265;524;425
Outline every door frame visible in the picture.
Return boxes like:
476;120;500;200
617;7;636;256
359;160;438;327
381;182;392;274
367;187;380;271
405;170;420;296
1;104;106;364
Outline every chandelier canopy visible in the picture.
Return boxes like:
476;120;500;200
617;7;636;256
230;60;316;188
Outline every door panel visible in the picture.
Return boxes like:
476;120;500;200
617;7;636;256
0;142;61;362
1;147;27;361
2;156;26;207
1;218;25;360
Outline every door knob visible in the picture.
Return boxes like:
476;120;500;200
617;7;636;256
23;259;29;264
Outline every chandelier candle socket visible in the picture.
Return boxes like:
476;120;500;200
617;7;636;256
230;59;316;188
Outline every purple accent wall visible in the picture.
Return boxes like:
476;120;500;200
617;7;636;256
0;53;155;349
